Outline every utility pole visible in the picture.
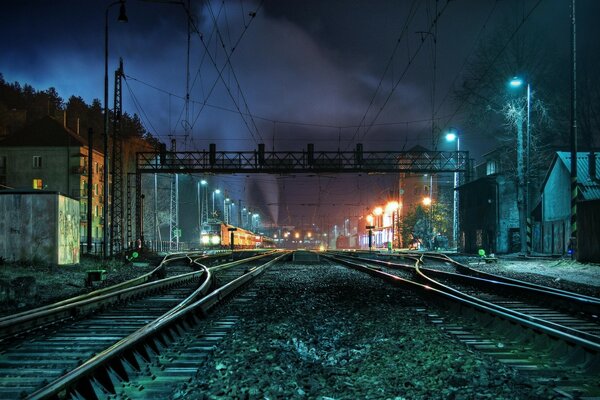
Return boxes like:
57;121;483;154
516;109;527;254
569;0;578;258
169;138;179;250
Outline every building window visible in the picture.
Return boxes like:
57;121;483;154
33;156;42;169
33;178;43;189
94;183;98;195
94;205;98;217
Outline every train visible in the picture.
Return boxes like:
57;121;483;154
200;222;275;249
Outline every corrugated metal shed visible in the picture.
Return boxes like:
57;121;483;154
555;152;600;200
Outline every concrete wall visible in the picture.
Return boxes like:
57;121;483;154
497;175;519;253
542;161;570;221
0;192;80;265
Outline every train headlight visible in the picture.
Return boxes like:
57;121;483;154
201;235;210;244
211;235;221;245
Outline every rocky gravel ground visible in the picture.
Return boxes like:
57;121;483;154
0;255;159;316
172;261;560;399
453;255;600;297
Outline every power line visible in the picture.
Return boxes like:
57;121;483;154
433;1;499;126
441;0;544;130
125;73;463;132
356;0;451;145
350;0;421;147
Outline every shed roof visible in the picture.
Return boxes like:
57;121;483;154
541;152;600;200
0;116;92;149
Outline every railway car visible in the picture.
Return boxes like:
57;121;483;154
200;222;262;249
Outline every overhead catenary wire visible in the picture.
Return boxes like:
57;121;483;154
350;0;421;148
205;0;263;143
441;0;544;131
125;73;463;134
178;0;265;145
432;0;499;128
355;0;451;145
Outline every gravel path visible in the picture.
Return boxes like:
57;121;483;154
173;261;559;399
453;256;600;298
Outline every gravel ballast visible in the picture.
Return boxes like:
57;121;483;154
174;261;559;399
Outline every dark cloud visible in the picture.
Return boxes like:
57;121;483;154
2;0;599;227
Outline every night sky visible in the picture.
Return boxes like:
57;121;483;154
1;0;597;231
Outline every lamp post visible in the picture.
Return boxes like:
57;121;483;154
445;129;460;250
200;180;207;225
224;198;230;224
385;201;399;251
103;0;127;258
212;189;220;218
422;196;432;249
509;76;531;254
366;225;375;252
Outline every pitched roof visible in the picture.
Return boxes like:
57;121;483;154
0;116;89;148
542;151;600;200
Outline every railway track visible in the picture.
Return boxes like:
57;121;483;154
0;250;283;399
325;251;600;398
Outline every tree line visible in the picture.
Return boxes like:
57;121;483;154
0;73;160;148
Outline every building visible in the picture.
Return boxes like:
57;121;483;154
0;191;80;265
458;148;519;254
0;115;106;249
537;151;600;257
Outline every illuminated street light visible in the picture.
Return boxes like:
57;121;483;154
422;197;432;206
445;128;460;250
373;207;383;216
366;214;374;225
385;201;399;214
509;76;531;254
212;189;221;217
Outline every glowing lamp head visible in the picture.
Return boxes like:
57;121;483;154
200;180;207;185
445;132;457;142
210;235;221;245
422;197;432;206
201;235;210;244
509;77;524;88
373;207;383;216
385;201;399;213
366;215;374;224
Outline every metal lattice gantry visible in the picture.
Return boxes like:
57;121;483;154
110;59;124;256
137;146;470;175
133;144;470;247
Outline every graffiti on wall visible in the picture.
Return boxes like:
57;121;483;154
58;196;80;264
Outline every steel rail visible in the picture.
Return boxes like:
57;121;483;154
0;251;270;340
323;253;600;357
425;252;600;302
332;252;600;342
26;252;289;400
413;262;600;344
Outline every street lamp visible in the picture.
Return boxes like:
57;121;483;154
445;128;460;250
200;180;207;225
509;76;531;254
366;225;375;251
224;197;230;223
197;179;208;230
212;189;221;218
385;201;399;250
103;0;128;257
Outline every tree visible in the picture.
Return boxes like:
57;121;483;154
454;20;560;253
400;201;451;250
